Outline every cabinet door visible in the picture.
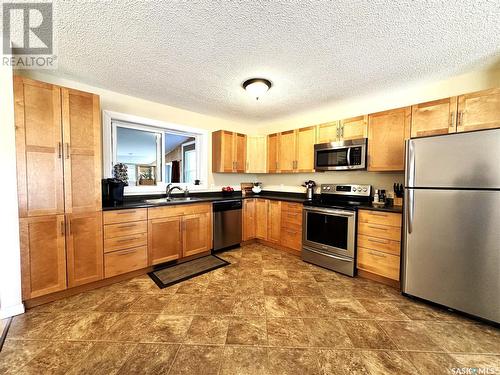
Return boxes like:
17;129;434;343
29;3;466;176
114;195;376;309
182;213;211;257
317;121;339;143
279;130;297;173
20;215;67;299
411;97;457;138
212;130;234;173
457;88;500;132
148;217;182;265
267;133;279;173
267;200;281;243
296;126;316;172
340;115;368;140
62;89;102;214
368;107;411;171
14;77;64;217
234;133;246;173
243;199;256;240
66;211;104;287
246;136;267;173
255;199;268;240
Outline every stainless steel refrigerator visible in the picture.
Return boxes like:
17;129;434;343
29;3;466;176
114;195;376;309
402;129;500;323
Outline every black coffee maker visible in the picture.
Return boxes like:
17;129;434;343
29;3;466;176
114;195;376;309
102;178;126;207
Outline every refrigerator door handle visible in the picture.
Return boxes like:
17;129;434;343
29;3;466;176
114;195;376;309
407;189;414;234
406;139;416;187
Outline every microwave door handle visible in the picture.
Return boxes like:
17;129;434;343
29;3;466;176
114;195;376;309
346;147;351;167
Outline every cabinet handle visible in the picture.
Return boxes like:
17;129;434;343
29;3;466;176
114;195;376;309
368;225;388;231
457;111;463;129
449;111;456;131
341;125;344;137
336;126;339;139
117;249;136;256
369;251;386;258
368;212;388;217
368;237;389;244
57;142;62;158
116;210;136;215
60;220;65;236
118;224;138;229
68;219;71;235
115;236;140;243
65;143;70;159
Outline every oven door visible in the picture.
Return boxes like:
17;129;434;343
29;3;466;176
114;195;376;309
302;206;356;258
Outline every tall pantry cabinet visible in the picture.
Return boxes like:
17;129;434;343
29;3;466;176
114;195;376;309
14;76;103;300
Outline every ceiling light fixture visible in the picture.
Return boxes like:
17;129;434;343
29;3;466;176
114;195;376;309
242;78;272;100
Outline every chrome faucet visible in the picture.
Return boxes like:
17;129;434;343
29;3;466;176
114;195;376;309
166;183;185;199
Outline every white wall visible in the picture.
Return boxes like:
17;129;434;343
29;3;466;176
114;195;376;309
0;63;24;318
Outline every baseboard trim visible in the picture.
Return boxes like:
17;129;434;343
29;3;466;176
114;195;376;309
0;317;12;352
357;269;400;289
0;303;25;319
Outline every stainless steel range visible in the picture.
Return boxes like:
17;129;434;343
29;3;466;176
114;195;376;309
302;184;371;276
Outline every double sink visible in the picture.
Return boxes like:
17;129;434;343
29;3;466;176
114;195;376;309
143;197;201;205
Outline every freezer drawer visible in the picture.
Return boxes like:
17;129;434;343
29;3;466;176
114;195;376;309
403;189;500;322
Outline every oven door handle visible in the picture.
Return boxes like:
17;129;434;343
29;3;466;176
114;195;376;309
304;206;355;217
305;248;353;262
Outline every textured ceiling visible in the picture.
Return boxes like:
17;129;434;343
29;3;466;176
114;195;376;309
50;0;500;123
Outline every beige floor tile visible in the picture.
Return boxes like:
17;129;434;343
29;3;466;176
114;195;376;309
360;350;418;375
296;296;333;317
127;294;171;313
185;315;229;344
327;298;370;319
340;320;396;350
378;320;444;351
104;313;157;342
263;269;289;282
94;292;142;312
405;351;462;374
291;281;324;296
232;295;266;316
451;353;500;372
162;294;200;314
175;280;208;294
117;343;179;374
303;318;353;348
263;280;294;296
195;295;236;315
0;340;51;375
267;317;310;347
268;347;322;375
226;316;267;345
147;314;193;343
168;345;224;375
220;346;269;375
317;349;370;374
357;298;411;321
265;296;301;317
287;270;317;282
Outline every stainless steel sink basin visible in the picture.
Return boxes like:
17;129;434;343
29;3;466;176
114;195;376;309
144;197;200;205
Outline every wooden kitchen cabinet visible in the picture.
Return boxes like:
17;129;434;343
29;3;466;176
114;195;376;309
243;198;256;241
267;133;279;173
368;107;411;171
19;215;67;299
14;76;64;217
62;88;102;213
246;136;267;173
182;212;212;257
212;130;247;173
296;126;316;172
339;115;368;140
255;199;268;240
279;130;297;173
66;211;103;287
411;97;458;138
457;88;500;133
267;200;282;243
148;216;182;264
317;121;339;143
280;202;303;252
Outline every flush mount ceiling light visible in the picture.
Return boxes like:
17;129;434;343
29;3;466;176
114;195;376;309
242;78;272;100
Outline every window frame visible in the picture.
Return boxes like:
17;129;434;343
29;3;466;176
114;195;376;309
103;110;209;195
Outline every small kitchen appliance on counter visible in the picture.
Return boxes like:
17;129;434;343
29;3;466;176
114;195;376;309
102;178;126;207
302;180;316;200
302;183;371;276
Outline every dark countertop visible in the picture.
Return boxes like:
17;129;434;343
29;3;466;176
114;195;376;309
103;190;402;213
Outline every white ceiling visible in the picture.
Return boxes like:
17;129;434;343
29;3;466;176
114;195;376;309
51;1;500;123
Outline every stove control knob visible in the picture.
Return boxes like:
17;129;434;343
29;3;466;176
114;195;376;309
352;188;357;192
362;188;367;192
326;186;331;190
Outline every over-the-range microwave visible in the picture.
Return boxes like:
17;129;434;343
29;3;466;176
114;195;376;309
314;138;367;171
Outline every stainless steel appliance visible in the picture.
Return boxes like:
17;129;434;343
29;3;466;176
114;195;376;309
302;184;371;276
403;129;500;323
314;138;367;171
213;199;242;251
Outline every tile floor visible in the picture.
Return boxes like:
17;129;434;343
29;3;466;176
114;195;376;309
1;244;498;374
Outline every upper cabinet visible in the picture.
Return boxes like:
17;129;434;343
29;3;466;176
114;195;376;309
457;88;500;133
411;97;457;138
267;133;279;173
212;130;246;173
368;107;411;172
339;115;368;141
246;135;267;173
278;130;297;173
295;126;316;172
317;121;339;143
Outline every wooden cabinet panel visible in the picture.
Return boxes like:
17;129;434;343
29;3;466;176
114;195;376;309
62;88;102;213
268;200;281;243
148;203;211;220
234;133;246;173
279;130;297;173
358;210;402;227
182;213;211;257
357;248;400;281
357;234;400;256
104;246;148;278
368;107;411;171
212;130;246;173
14;76;64;217
296;126;316;172
280;224;302;251
340;115;368;140
66;211;103;287
243;199;256;241
457;88;500;132
246;136;267;173
411;97;457;138
148;216;182;265
20;215;66;299
103;209;148;224
267;133;279;173
104;232;148;253
358;222;401;241
317;121;339;143
255;199;268;240
104;221;148;239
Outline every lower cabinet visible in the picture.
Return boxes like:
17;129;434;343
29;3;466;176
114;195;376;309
66;211;103;287
104;246;148;278
182;213;211;257
255;199;268;240
242;199;256;241
20;215;67;299
148;216;182;265
280;202;303;251
268;200;282;243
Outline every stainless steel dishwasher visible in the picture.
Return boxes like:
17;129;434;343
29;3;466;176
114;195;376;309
213;199;242;251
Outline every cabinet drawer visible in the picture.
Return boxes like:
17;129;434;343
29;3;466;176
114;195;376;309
358;222;401;241
281;210;302;226
148;203;211;219
104;221;148;239
104;232;148;253
357;247;400;281
103;209;147;225
104;246;148;278
357;234;400;256
359;210;401;227
280;225;302;251
281;202;302;214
